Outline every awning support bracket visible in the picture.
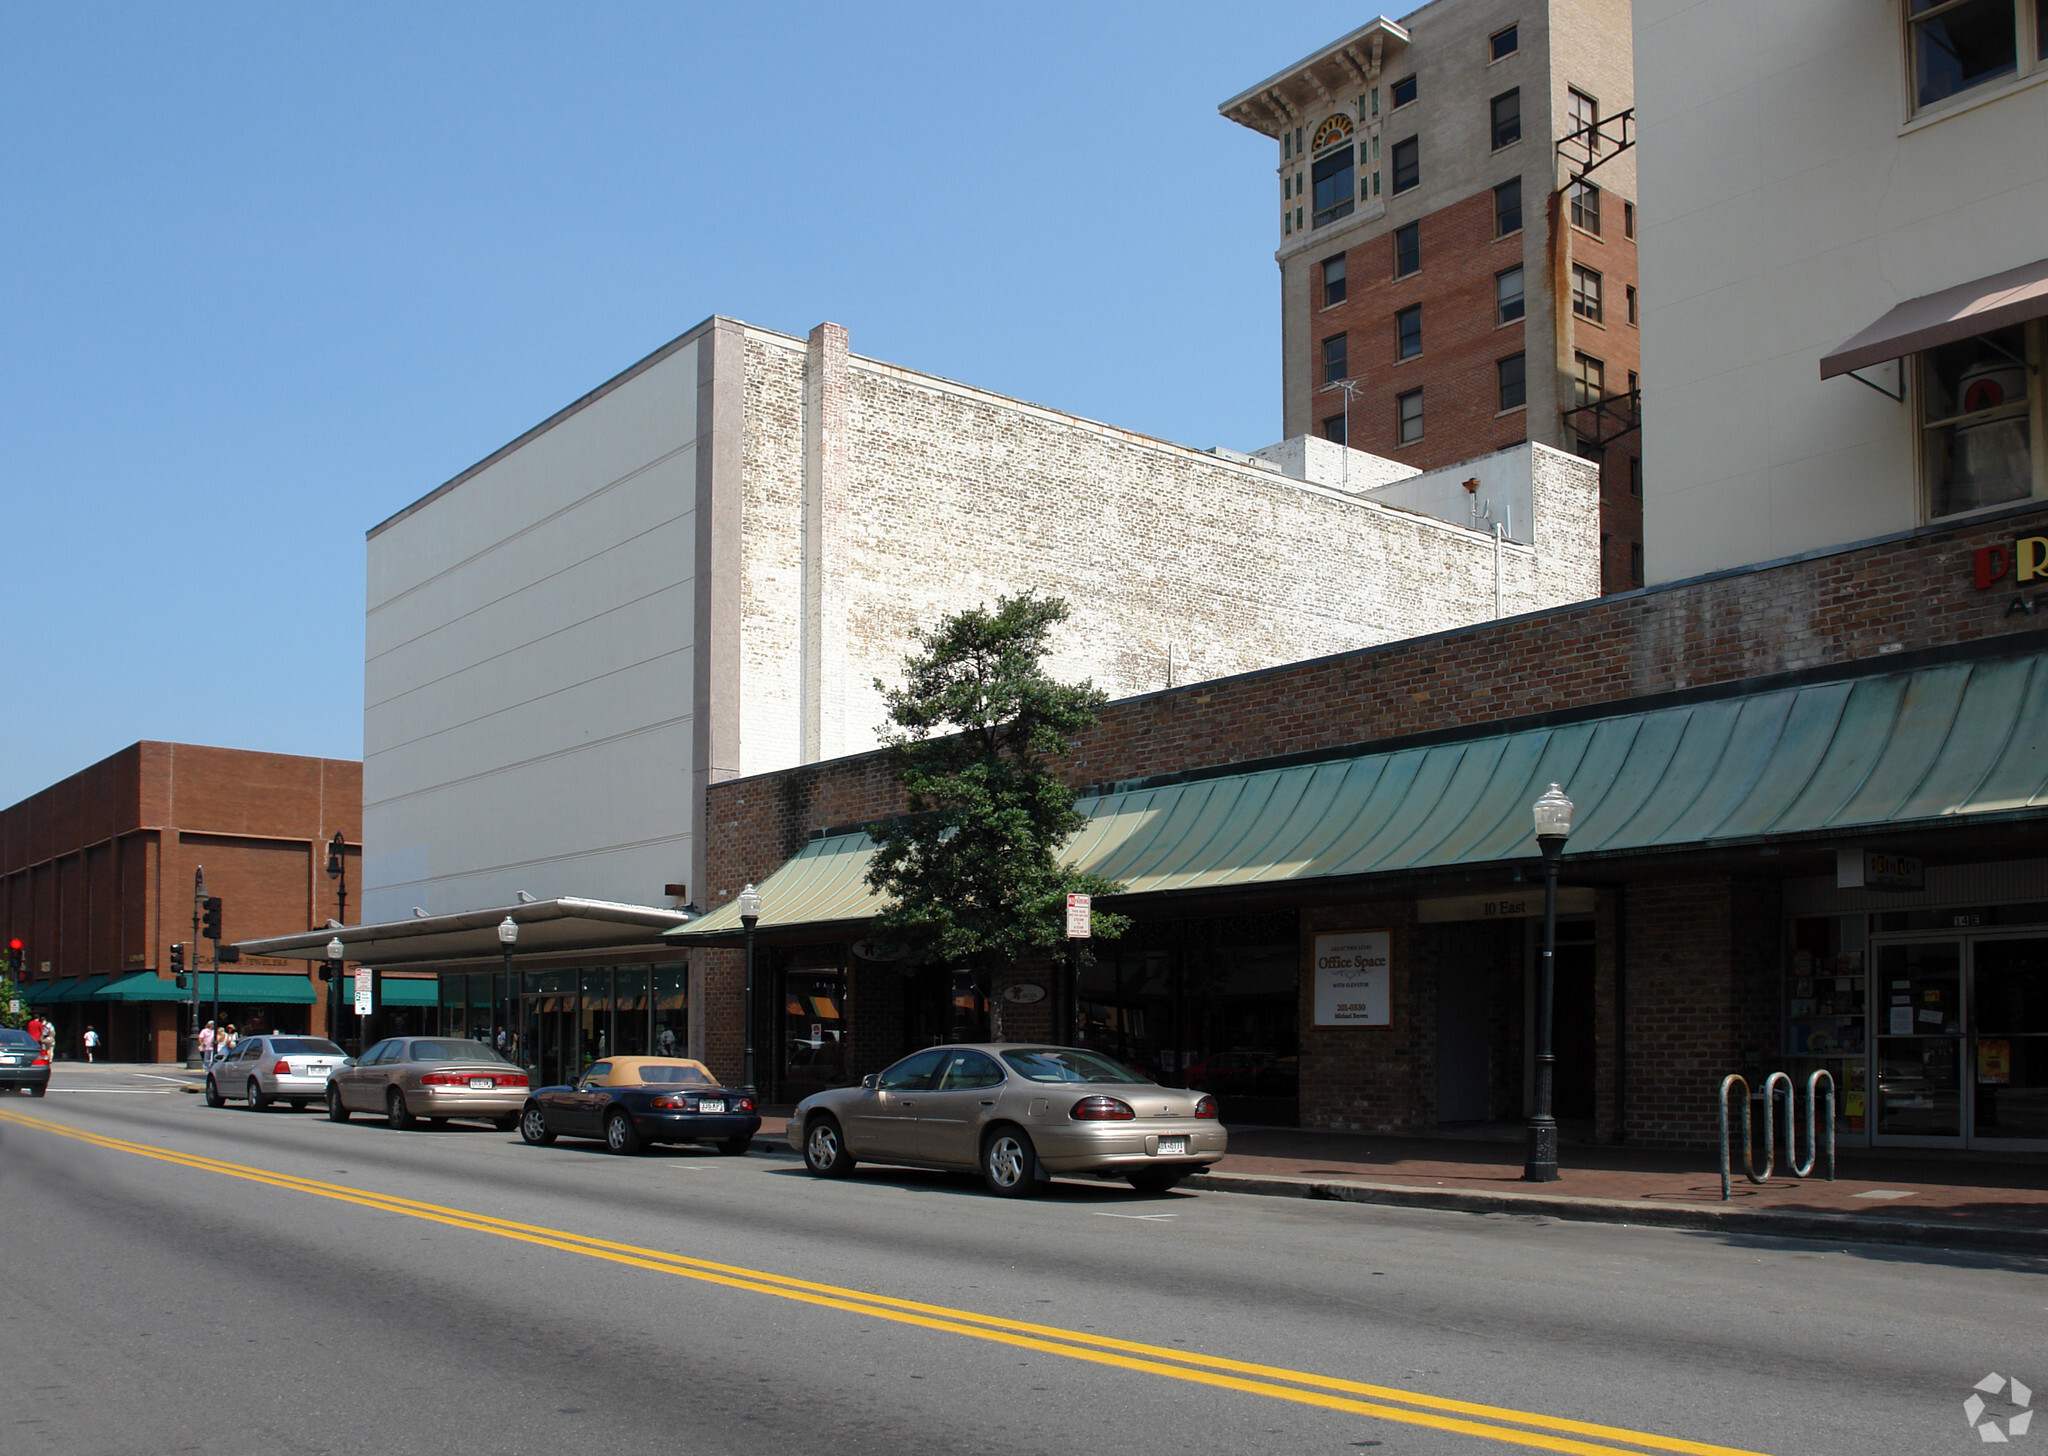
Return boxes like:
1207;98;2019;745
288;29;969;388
1844;365;1904;402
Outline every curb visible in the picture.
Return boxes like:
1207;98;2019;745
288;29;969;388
1182;1170;2048;1254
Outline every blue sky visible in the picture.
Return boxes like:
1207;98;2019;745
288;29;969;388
2;3;1358;808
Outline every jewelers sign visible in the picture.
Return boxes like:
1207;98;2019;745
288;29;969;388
1312;931;1391;1027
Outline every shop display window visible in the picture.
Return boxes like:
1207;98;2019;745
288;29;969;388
1785;915;1868;1131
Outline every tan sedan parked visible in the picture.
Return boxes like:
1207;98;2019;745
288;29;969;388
327;1037;529;1131
788;1044;1227;1196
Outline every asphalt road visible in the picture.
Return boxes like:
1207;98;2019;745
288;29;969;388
3;1064;2042;1456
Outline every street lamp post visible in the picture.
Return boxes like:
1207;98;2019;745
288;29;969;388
497;916;519;1059
326;832;348;926
326;937;344;1045
738;883;761;1098
188;867;205;1068
1525;782;1575;1183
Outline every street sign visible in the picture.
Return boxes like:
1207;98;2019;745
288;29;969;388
1065;893;1091;939
354;967;373;1016
7;999;17;1016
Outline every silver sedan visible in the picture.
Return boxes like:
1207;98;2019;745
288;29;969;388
787;1043;1227;1197
203;1035;350;1112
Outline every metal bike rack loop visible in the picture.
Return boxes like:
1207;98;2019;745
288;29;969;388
1719;1070;1835;1201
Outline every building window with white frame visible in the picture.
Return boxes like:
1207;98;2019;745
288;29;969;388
1496;266;1525;324
1570;180;1601;234
1568;87;1600;153
1312;144;1356;229
1906;0;2046;113
1491;89;1522;150
1390;136;1419;194
1922;323;2040;518
1498;352;1526;411
1321;253;1347;306
1574;352;1606;406
1490;24;1518;61
1572;264;1603;323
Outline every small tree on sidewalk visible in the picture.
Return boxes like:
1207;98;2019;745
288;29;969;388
864;592;1127;1027
0;975;24;1030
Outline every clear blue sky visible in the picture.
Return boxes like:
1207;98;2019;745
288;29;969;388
2;3;1358;809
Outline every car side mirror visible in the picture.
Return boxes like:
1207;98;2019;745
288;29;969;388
861;1073;877;1090
341;1058;357;1068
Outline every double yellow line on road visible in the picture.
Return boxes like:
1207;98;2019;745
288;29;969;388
0;1107;1775;1456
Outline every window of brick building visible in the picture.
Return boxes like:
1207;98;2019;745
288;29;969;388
1396;305;1423;360
1631;541;1644;586
1322;412;1347;445
1626;284;1638;325
1391;136;1419;193
1322;253;1347;306
1624;200;1636;238
1921;323;2041;518
1396;388;1424;443
1494;177;1522;235
1574;352;1606;406
1491;89;1522;150
1496;266;1524;324
1394;222;1420;277
1491;24;1519;60
1391;74;1417;109
1312;145;1356;229
1498;352;1526;411
1629;454;1642;499
1568;88;1600;153
1572;264;1603;323
1322;333;1348;384
1570;180;1601;234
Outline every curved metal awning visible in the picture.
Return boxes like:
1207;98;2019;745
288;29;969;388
673;649;2048;942
234;897;694;970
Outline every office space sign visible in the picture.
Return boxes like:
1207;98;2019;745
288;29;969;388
1312;931;1391;1027
354;967;373;1017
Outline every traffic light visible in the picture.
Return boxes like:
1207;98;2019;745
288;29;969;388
169;942;188;989
5;938;21;977
317;963;333;982
201;896;223;941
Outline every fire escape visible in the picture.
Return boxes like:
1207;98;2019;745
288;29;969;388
1556;109;1639;453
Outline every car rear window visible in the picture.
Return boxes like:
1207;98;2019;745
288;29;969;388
269;1038;344;1056
636;1064;714;1085
1000;1048;1147;1084
407;1039;512;1065
0;1030;34;1048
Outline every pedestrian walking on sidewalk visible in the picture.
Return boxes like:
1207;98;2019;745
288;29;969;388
40;1018;55;1060
26;1015;44;1047
83;1027;100;1063
198;1021;216;1061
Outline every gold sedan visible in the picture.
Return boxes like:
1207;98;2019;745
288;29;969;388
787;1044;1227;1196
326;1036;530;1130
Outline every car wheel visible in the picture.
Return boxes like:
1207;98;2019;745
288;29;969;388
604;1109;643;1155
1126;1167;1187;1194
387;1087;414;1130
717;1134;751;1156
492;1112;519;1132
204;1076;225;1108
519;1104;554;1145
247;1080;268;1113
803;1115;855;1178
980;1126;1041;1198
327;1087;350;1123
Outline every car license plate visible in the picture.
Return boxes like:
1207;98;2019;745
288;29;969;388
697;1098;726;1113
468;1077;494;1090
1156;1136;1187;1155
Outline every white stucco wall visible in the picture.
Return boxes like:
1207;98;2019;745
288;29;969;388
361;336;702;921
1635;0;2048;583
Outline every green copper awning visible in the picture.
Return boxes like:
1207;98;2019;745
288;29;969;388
54;975;113;1003
673;649;2048;939
377;976;439;1007
22;979;74;1005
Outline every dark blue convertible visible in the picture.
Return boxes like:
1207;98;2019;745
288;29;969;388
519;1056;759;1155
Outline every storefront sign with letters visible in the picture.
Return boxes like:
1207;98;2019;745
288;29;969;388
1312;930;1391;1027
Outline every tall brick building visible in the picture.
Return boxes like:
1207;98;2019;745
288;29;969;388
0;743;360;1061
1220;0;1643;593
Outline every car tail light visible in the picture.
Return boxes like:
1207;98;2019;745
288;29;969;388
419;1072;464;1086
273;1060;291;1076
1194;1095;1219;1119
1070;1095;1136;1121
736;1097;755;1113
496;1073;528;1088
651;1094;687;1110
32;1052;49;1067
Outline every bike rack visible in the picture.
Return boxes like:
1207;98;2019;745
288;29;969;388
1718;1069;1835;1200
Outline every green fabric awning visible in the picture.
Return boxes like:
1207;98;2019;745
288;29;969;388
190;973;317;1005
377;976;439;1007
55;975;113;1002
674;648;2048;939
22;979;74;1005
101;972;188;1002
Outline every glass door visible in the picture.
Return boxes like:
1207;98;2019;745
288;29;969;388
1871;940;1965;1145
1970;934;2048;1147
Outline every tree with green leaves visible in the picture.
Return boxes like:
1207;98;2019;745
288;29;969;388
864;592;1126;1027
0;975;26;1030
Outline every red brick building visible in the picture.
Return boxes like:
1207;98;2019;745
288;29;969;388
0;743;360;1061
1220;1;1644;593
675;497;2048;1153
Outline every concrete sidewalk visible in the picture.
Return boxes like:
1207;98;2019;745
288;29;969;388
762;1113;2047;1252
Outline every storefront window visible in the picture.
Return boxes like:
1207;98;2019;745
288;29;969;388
614;967;650;1057
441;978;465;1040
1786;915;1869;1133
1969;936;2048;1140
653;965;688;1058
580;968;612;1068
784;969;847;1092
